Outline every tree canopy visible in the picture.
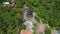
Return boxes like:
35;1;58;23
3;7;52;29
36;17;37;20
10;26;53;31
0;0;60;34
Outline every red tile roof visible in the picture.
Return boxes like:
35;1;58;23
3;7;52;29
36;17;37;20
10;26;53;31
20;30;32;34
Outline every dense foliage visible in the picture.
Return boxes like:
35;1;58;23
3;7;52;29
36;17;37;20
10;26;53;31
0;4;23;34
45;27;51;34
27;0;60;28
0;0;60;34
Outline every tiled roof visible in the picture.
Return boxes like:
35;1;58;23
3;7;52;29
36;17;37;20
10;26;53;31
20;30;32;34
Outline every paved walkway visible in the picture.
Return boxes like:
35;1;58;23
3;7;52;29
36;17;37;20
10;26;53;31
20;3;46;34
